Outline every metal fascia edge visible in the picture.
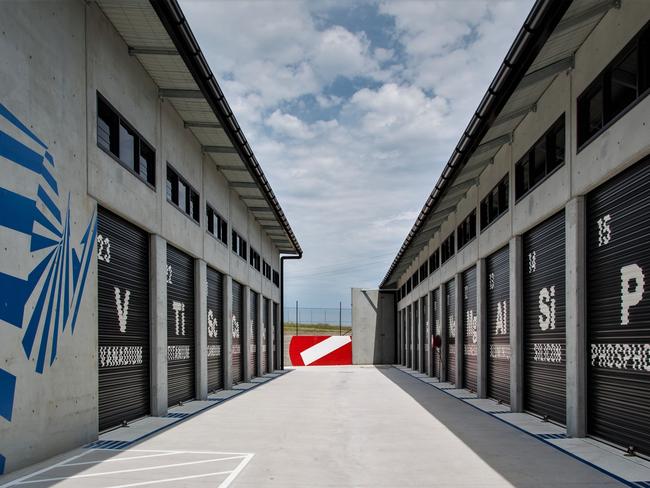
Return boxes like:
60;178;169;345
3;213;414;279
149;0;302;256
379;0;571;288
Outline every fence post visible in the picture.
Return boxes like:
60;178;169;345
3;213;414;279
339;301;342;336
295;300;298;335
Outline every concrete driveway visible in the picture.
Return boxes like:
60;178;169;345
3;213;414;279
0;366;622;487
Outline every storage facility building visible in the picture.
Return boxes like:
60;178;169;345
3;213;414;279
0;0;301;475
382;0;650;458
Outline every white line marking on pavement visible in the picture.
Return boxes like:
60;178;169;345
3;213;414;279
300;336;351;365
62;452;180;466
104;470;233;488
15;456;247;484
218;453;254;488
0;451;94;488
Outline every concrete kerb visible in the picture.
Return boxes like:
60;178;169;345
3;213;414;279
391;365;641;488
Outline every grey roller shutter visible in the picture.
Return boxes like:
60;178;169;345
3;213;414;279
262;297;269;374
249;290;259;378
97;208;150;431
232;280;244;383
413;300;419;371
167;245;195;407
273;302;278;368
523;210;565;424
463;266;478;392
446;278;456;384
487;245;510;404
421;295;428;374
207;266;224;392
407;304;412;367
588;155;650;456
432;288;441;378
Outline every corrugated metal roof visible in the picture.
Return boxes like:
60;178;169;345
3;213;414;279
97;0;301;255
381;0;617;288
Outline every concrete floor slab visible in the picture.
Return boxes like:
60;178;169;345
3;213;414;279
0;367;626;487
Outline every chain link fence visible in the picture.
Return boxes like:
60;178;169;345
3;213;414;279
283;306;352;336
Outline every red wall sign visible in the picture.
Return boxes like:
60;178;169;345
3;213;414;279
289;336;352;366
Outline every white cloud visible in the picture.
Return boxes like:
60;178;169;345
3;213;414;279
180;0;535;306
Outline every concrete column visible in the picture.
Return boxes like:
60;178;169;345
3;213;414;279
150;234;167;416
477;258;488;398
223;275;233;390
566;197;587;437
439;283;447;382
510;236;524;412
428;292;434;376
242;286;251;381
406;305;412;368
256;294;263;377
401;311;406;366
455;273;463;388
194;259;208;400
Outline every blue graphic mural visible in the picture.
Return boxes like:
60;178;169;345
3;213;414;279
0;103;96;474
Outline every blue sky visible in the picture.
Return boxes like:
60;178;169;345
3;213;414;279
180;0;534;308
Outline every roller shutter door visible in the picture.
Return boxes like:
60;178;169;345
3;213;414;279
432;289;441;378
207;266;224;392
463;266;478;392
413;300;419;371
421;295;428;374
407;304;412;367
232;280;244;384
446;278;456;384
523;210;565;424
97;208;150;431
262;297;270;374
487;245;510;404
167;245;195;407
588;155;650;456
249;290;259;378
273;302;278;369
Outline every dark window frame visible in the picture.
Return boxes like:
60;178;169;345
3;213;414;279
96;92;156;189
429;249;440;273
231;229;248;261
480;174;510;232
515;115;566;202
205;203;228;246
440;232;455;264
456;209;477;251
249;247;261;272
577;22;650;151
166;164;200;224
272;269;280;287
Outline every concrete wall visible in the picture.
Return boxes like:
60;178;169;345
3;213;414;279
395;1;650;436
0;0;284;475
351;289;396;365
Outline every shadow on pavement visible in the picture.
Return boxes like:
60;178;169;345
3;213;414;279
375;365;623;488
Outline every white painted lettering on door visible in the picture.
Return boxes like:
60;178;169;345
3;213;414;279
621;264;645;325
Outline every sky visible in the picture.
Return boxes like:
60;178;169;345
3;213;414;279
180;0;535;308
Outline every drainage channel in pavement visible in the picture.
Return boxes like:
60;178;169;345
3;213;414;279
394;365;650;488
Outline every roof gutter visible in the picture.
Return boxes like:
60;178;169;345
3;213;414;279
379;0;571;289
150;0;302;256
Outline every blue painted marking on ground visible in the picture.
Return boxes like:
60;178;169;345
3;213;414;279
0;453;5;475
